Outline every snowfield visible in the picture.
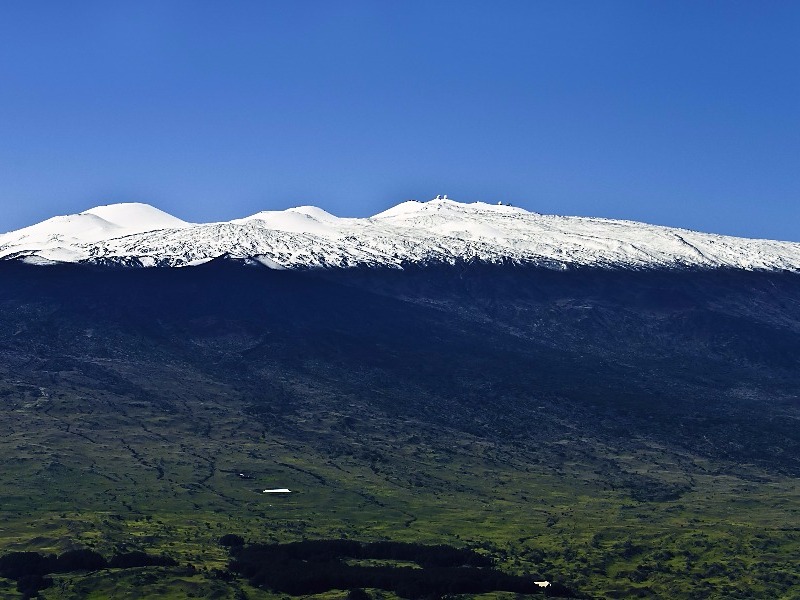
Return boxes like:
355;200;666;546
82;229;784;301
2;198;800;271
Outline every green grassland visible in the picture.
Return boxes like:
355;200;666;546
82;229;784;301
1;359;798;599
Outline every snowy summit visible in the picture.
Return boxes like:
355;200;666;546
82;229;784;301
1;198;799;272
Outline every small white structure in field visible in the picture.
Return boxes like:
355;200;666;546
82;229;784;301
534;581;550;588
262;488;292;493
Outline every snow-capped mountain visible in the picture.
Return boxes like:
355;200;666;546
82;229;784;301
2;198;799;271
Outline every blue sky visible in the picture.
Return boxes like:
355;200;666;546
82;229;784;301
1;1;798;240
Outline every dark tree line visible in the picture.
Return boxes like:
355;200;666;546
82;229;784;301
225;539;582;598
0;549;176;598
229;539;492;568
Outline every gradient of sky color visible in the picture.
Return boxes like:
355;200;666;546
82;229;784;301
1;1;798;240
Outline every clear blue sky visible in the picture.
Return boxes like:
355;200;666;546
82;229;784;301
1;1;798;240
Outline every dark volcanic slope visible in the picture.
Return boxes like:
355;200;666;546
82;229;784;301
2;261;799;476
338;265;800;474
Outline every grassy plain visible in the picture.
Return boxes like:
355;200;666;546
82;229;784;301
1;361;798;599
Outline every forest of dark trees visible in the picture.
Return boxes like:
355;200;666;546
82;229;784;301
225;539;581;598
0;549;176;598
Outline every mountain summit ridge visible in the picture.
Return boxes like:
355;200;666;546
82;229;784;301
2;198;800;271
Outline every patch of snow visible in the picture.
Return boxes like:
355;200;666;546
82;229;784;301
371;199;425;219
0;213;122;245
82;202;190;232
252;255;287;270
287;205;340;222
17;255;63;266
234;210;339;237
534;581;551;588
0;203;191;260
